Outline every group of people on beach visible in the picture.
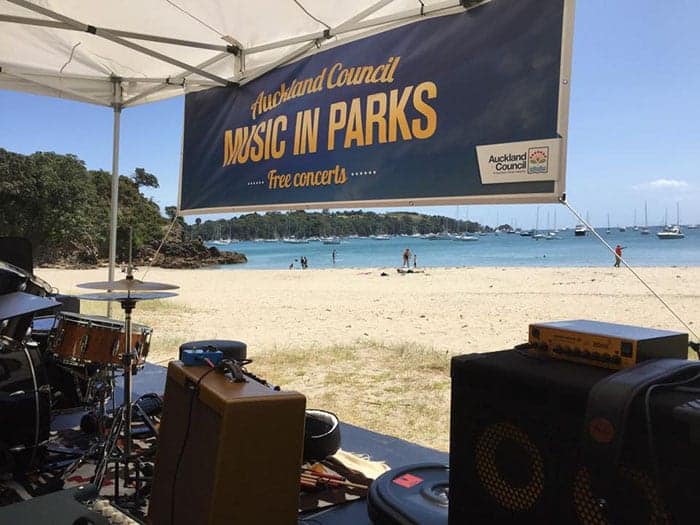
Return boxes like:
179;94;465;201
402;248;417;268
289;256;309;269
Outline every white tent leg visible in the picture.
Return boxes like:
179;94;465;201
107;103;121;317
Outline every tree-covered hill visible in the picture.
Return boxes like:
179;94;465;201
0;148;245;268
191;209;493;241
1;148;505;267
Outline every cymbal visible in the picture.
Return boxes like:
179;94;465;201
79;291;178;302
77;278;179;291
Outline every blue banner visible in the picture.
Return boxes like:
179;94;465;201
179;0;571;213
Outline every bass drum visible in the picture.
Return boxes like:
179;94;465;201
0;339;51;472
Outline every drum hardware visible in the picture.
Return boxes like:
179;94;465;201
0;337;51;473
79;334;89;360
78;269;177;509
54;327;63;347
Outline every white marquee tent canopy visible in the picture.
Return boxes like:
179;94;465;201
0;0;470;107
0;0;475;287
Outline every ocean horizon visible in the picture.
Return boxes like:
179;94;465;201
208;226;700;270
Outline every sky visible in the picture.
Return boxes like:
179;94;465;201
1;0;699;230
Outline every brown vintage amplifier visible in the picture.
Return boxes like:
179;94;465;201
528;319;688;370
148;361;306;525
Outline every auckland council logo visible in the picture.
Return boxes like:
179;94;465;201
527;147;549;174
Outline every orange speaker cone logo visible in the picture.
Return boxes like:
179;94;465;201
589;417;615;443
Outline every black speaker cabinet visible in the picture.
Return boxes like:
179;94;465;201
449;350;700;524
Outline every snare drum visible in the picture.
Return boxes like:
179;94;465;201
52;312;152;367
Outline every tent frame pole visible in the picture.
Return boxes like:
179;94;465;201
0;14;235;53
5;0;232;87
107;80;122;317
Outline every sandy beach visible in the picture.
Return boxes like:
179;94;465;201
37;266;700;356
35;265;700;451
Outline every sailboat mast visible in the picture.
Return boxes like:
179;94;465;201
645;201;648;227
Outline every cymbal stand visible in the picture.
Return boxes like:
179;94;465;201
92;294;148;507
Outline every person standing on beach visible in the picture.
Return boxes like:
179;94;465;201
614;244;625;267
402;248;411;268
332;249;337;265
413;254;417;268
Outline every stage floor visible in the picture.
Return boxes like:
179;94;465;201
7;362;448;525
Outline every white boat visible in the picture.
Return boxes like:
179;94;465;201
657;225;684;239
657;203;685;239
322;237;341;245
453;234;479;241
370;234;391;241
425;233;452;240
282;237;309;244
532;206;545;239
574;224;587;236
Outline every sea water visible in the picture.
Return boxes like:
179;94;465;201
210;228;700;270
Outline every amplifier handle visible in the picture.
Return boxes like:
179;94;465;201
583;359;700;514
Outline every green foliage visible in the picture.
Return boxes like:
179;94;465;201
132;167;159;189
0;148;167;264
191;210;487;241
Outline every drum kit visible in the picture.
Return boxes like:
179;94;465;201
0;258;178;507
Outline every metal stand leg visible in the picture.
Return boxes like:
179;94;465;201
93;405;125;489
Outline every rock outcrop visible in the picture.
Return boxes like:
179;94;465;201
137;239;247;269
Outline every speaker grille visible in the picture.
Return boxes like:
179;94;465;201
475;421;545;511
573;466;671;525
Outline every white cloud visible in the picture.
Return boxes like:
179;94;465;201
633;178;689;191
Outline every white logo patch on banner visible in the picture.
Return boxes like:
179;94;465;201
476;138;561;184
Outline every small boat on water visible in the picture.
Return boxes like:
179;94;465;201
574;224;587;236
424;233;453;240
282;237;309;244
657;225;684;240
322;237;341;245
370;234;391;241
657;203;685;240
453;234;479;241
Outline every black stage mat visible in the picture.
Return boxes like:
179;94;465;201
12;362;448;524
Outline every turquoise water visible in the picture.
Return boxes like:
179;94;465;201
210;227;700;270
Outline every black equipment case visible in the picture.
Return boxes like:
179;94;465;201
368;463;449;525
